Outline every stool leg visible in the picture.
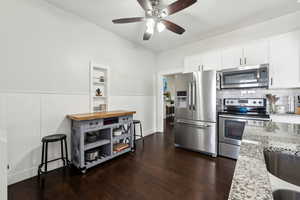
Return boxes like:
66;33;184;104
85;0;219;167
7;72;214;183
61;139;65;167
139;122;144;147
133;124;136;150
64;138;69;166
45;142;48;173
39;142;45;177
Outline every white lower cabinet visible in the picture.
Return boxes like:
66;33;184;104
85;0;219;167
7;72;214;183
269;31;300;88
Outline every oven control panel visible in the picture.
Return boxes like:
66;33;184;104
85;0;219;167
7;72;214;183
224;98;265;107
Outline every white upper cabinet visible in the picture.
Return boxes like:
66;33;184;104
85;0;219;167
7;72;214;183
269;31;300;88
201;50;222;71
221;40;270;69
243;39;270;66
184;54;202;73
221;46;244;69
184;50;222;72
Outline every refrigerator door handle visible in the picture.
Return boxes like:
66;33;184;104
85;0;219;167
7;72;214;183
192;81;196;110
176;120;210;129
188;82;192;110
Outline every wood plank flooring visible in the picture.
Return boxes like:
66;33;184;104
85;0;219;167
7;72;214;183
8;120;236;200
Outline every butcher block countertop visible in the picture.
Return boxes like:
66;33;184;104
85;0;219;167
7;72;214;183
67;110;136;121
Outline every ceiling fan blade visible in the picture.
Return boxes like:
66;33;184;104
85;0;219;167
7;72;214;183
161;20;185;35
112;17;144;24
164;0;197;16
137;0;152;11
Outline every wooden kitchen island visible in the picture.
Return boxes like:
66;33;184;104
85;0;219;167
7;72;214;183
67;110;136;173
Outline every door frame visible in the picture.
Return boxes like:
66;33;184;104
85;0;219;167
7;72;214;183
156;68;183;133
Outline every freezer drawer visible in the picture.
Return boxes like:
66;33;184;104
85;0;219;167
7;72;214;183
174;120;217;155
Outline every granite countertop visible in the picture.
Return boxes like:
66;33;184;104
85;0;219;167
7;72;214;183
228;122;300;200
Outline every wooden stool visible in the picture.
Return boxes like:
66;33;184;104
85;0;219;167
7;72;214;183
38;134;69;177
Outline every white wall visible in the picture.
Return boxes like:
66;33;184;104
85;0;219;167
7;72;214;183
0;0;157;185
156;11;300;131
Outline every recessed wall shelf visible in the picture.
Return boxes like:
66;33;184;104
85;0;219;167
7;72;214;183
90;61;109;113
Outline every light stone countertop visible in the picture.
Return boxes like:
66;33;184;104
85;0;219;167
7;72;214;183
228;122;300;200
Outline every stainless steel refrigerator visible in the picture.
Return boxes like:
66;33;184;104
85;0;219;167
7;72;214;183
174;70;217;157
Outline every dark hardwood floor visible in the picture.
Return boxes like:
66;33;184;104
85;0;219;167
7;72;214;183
8;119;236;200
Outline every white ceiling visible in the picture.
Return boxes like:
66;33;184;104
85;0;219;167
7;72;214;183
45;0;300;52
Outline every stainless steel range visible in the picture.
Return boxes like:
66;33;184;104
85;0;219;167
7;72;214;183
218;98;270;159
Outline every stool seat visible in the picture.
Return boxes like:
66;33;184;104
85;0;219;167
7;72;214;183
133;120;141;124
42;134;66;143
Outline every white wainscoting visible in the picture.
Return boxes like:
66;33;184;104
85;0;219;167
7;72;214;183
1;92;156;185
0;94;7;200
0;139;7;200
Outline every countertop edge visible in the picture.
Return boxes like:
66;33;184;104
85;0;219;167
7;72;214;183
67;110;136;121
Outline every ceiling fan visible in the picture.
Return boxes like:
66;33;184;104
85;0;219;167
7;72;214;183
112;0;197;40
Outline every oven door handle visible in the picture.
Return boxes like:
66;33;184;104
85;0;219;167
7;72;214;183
219;114;270;121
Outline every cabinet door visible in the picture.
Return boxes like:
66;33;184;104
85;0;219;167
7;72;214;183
201;50;222;71
184;54;202;73
243;39;270;66
221;46;243;69
269;31;300;88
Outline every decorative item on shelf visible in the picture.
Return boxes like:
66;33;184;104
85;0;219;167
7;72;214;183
99;104;107;112
85;149;99;162
113;143;129;152
95;88;103;96
113;127;123;136
99;76;105;83
266;94;280;114
122;123;131;133
85;132;98;143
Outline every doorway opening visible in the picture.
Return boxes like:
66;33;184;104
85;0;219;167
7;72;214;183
162;74;178;132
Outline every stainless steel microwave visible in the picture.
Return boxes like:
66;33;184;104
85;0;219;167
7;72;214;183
219;64;269;89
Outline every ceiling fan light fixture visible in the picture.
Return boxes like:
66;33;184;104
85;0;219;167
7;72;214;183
112;0;197;40
146;18;155;34
157;21;166;32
